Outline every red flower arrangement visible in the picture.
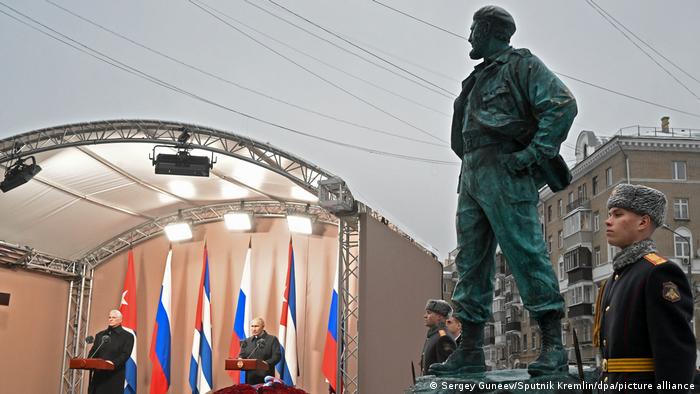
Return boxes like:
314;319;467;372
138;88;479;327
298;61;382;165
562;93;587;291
214;383;308;394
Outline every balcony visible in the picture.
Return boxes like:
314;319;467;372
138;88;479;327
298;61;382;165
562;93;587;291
568;268;592;283
505;321;522;332
568;303;593;318
566;198;590;213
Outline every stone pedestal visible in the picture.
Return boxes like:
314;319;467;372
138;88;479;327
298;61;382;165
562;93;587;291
408;367;599;394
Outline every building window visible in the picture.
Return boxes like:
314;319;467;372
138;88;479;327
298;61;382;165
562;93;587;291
563;210;592;237
558;199;563;218
567;284;594;305
558;230;563;249
568;192;574;205
532;334;537;350
548;205;553;222
673;161;687;181
592;176;598;195
607;243;620;262
605;167;613;186
547;235;552;253
674;198;689;220
674;227;692;261
523;334;528;350
593;211;600;231
577;183;587;200
594;246;602;266
559;259;565;280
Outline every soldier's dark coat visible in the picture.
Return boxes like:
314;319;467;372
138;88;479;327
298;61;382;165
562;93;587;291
239;331;282;385
421;323;456;375
87;325;134;394
598;253;695;392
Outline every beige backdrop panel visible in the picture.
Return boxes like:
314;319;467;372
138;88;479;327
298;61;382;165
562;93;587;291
89;218;338;393
359;213;443;393
0;268;69;393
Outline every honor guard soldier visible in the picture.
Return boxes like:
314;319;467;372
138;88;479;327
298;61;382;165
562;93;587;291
594;184;695;391
421;299;457;376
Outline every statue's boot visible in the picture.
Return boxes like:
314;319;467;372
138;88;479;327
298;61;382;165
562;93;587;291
429;322;486;376
528;312;568;376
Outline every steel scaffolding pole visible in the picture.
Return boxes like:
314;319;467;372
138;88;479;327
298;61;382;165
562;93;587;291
338;217;359;394
59;263;93;394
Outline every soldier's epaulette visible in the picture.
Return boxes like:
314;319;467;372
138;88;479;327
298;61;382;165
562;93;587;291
643;253;668;265
438;329;447;337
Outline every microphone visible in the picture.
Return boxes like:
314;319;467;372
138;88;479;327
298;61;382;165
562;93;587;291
88;334;111;358
249;338;265;358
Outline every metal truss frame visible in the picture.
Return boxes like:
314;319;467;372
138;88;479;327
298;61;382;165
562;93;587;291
80;200;338;268
0;119;379;393
338;215;360;394
0;119;335;195
59;263;93;394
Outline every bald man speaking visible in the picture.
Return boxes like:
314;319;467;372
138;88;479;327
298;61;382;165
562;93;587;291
87;309;134;394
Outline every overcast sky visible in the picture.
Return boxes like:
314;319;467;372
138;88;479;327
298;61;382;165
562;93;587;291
1;0;699;259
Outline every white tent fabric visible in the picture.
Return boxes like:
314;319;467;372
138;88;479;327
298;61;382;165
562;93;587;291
0;131;320;260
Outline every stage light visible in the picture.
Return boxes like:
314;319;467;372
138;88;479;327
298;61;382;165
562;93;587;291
1;156;42;193
164;222;192;241
224;212;252;231
164;210;192;241
150;130;215;177
287;215;312;235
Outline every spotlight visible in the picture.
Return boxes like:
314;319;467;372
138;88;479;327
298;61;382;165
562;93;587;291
287;215;312;235
1;156;42;193
150;130;215;177
224;212;252;231
164;210;192;241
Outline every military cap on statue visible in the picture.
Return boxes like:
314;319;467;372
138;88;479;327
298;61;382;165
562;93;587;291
425;299;453;317
473;5;516;38
607;183;667;227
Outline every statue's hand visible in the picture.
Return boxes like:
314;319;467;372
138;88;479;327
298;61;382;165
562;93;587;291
502;148;536;175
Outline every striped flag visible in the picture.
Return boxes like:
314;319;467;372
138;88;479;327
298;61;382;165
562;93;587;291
322;261;339;393
276;238;298;386
228;240;252;383
119;249;137;394
149;248;172;394
189;243;214;393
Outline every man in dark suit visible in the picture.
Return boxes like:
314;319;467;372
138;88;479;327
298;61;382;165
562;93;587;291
87;309;134;394
239;317;282;385
595;184;695;391
420;300;456;376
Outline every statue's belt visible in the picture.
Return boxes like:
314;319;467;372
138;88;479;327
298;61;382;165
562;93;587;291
463;134;519;152
602;357;654;372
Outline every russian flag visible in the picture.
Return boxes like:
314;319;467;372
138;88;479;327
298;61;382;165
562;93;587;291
276;238;298;386
228;239;252;384
189;243;214;393
119;249;137;394
322;262;339;393
149;248;172;394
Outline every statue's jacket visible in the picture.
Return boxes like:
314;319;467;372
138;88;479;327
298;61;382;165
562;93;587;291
450;46;577;193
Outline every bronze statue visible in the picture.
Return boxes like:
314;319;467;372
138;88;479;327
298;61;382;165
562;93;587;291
430;5;577;377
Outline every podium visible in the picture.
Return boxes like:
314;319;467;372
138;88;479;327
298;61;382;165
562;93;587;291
225;358;268;371
69;358;115;371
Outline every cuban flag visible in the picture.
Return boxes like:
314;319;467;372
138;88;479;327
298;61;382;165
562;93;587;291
228;239;252;383
189;243;214;393
276;238;298;386
119;249;137;394
322;261;339;393
149;248;172;394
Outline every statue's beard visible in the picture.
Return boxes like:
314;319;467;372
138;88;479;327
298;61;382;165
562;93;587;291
469;48;482;60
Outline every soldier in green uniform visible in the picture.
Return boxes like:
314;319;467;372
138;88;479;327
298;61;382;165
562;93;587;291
595;184;695;390
421;300;457;376
430;6;577;377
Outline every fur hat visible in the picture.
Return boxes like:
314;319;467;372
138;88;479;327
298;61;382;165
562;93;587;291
606;184;667;227
425;299;452;317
